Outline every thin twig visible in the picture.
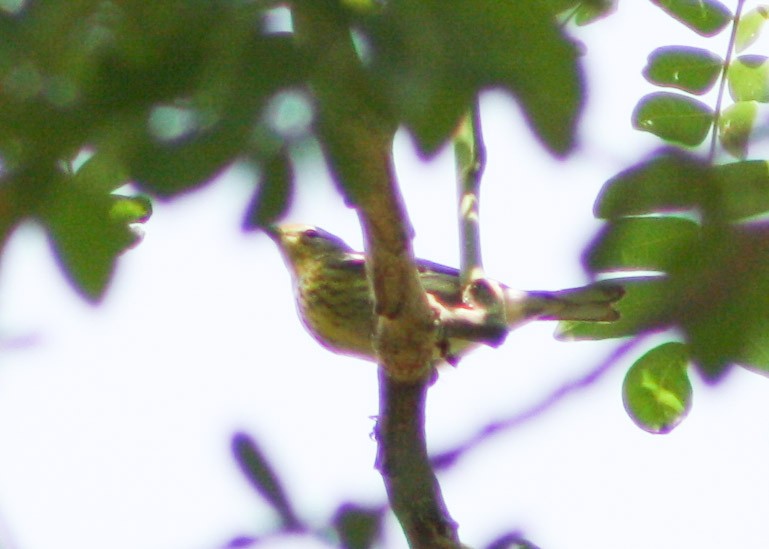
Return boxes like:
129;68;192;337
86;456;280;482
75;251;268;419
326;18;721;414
455;99;487;287
431;338;644;470
709;0;747;162
453;99;508;346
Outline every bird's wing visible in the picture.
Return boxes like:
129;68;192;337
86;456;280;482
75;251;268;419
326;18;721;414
416;259;465;307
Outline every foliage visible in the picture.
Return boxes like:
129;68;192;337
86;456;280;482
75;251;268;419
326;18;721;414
561;0;769;433
0;2;592;545
4;0;769;546
0;0;586;302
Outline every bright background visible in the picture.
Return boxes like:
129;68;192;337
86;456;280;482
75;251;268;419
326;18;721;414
1;3;769;549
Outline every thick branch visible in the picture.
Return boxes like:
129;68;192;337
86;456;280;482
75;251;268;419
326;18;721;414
375;369;461;549
355;162;439;382
292;0;437;381
291;4;460;548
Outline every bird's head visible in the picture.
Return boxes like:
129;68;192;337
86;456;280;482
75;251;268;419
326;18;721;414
267;224;354;272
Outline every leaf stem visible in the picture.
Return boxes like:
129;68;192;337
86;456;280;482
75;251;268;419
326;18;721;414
709;0;748;162
455;99;487;287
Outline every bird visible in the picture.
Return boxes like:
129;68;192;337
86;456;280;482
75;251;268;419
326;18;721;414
268;224;623;365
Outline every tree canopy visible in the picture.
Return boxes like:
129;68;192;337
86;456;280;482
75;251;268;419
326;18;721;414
2;0;769;547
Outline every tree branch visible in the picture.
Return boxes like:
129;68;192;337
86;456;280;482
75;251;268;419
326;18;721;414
453;99;508;346
431;338;643;470
291;3;461;547
455;99;487;287
375;369;461;548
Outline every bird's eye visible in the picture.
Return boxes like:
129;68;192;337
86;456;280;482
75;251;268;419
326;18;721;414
304;228;319;239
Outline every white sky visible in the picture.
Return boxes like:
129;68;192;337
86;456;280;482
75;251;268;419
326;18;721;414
2;3;769;549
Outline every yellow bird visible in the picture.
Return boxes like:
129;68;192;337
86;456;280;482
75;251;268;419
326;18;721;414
269;224;622;365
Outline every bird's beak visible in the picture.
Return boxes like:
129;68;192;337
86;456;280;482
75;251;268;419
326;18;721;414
264;225;282;243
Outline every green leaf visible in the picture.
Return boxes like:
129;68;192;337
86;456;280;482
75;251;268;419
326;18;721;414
485;532;544;549
333;503;385;549
546;0;615;22
556;277;672;341
546;0;581;17
668;224;769;379
735;5;769;53
0;186;20;256
594;153;710;219
232;432;301;530
727;55;769;102
128;128;241;196
712;160;769;219
574;0;617;25
622;342;692;434
585;217;700;273
643;46;723;95
41;179;139;301
120;32;305;197
718;101;757;159
591;162;769;377
364;0;583;156
632;92;713;146
595;155;769;221
73;152;130;193
243;152;294;230
651;0;732;36
109;195;152;225
735;316;769;374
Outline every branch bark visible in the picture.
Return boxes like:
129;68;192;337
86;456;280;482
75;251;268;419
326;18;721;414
375;368;461;549
291;3;461;546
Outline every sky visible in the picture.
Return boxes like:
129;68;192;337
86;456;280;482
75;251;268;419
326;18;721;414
2;2;769;549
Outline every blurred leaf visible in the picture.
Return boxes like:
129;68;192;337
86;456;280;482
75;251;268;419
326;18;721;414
243;152;294;230
231;432;302;531
727;55;769;102
0;186;21;256
588;154;769;377
586;217;699;273
735;5;769;53
643;46;723;95
341;0;382;14
712;160;769;220
73;152;129;192
485;531;543;549
574;0;617;25
596;155;769;221
622;342;692;434
556;277;672;340
650;0;732;36
83;1;231;108
223;536;258;548
127;125;242;196
109;194;152;225
41;175;139;301
363;0;583;156
718;100;757;159
333;503;385;549
546;0;582;16
126;32;305;197
632;92;713;146
594;152;709;219
667;223;769;379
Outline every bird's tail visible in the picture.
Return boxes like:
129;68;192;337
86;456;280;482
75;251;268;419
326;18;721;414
505;282;624;325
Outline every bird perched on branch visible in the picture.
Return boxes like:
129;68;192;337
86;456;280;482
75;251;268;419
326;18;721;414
268;224;623;365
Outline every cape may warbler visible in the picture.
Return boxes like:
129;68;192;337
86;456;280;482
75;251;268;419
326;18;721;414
269;224;622;364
